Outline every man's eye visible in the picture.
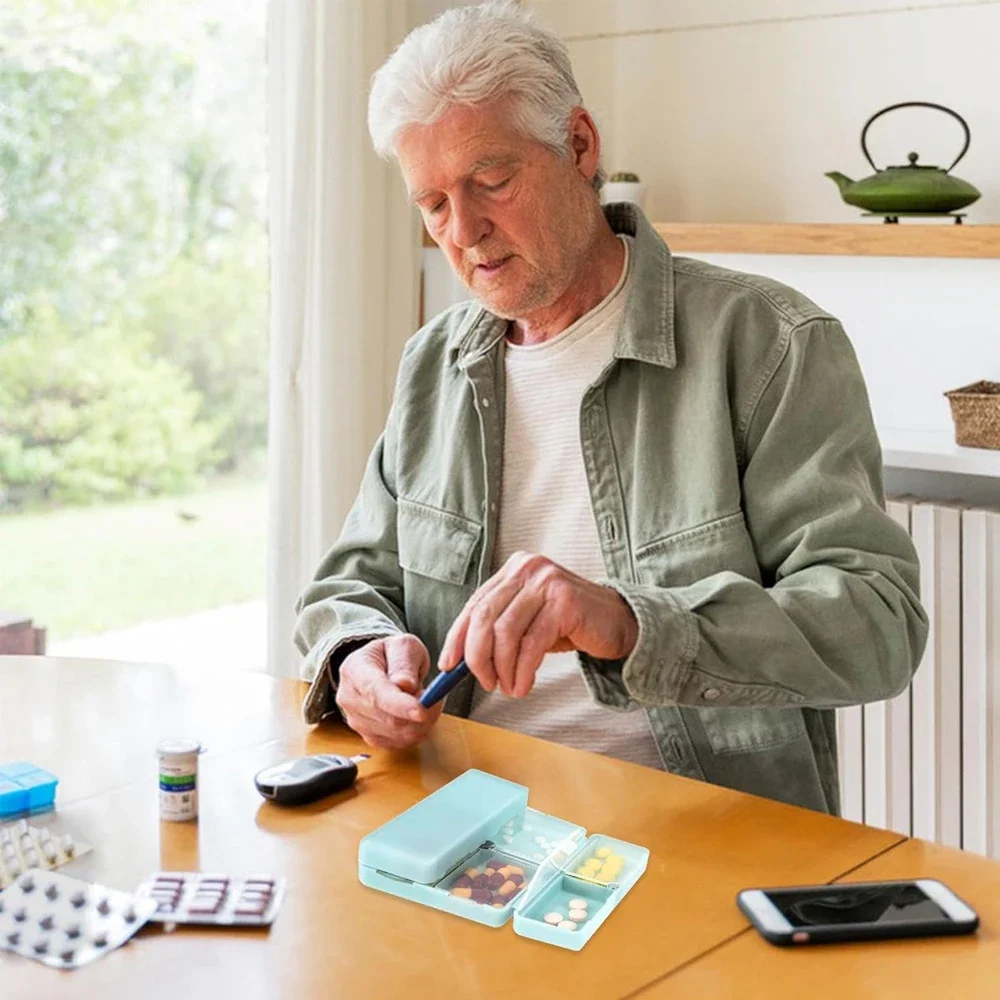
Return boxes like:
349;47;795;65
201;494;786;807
483;178;511;192
429;199;447;215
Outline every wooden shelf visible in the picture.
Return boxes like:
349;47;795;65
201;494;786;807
424;222;1000;257
653;222;1000;258
881;428;1000;478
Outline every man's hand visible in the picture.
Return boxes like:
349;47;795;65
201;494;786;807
335;635;443;749
437;552;638;698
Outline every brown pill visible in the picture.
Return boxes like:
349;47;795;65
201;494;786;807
471;874;490;889
487;858;506;869
453;875;473;889
487;872;505;888
508;874;524;886
470;888;492;903
450;887;473;899
496;880;518;898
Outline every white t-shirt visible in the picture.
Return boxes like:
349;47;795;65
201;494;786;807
469;236;664;769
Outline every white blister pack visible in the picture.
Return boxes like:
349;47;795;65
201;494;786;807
0;818;93;889
0;869;156;970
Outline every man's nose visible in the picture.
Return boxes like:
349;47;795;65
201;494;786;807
449;192;491;250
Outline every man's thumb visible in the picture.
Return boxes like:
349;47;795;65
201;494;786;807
385;635;429;695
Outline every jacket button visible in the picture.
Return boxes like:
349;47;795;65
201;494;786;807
481;398;491;409
702;687;721;701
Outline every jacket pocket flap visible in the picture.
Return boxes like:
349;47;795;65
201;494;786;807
397;499;481;585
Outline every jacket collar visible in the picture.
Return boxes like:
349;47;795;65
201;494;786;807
450;202;676;370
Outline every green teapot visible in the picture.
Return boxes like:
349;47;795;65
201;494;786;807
826;101;980;218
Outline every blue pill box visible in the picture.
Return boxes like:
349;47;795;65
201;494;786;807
358;768;648;951
0;761;58;819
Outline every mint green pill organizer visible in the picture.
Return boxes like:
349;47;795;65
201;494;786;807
357;769;648;951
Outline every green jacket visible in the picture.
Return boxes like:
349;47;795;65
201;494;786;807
295;204;928;814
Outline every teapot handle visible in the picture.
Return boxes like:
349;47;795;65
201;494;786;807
860;101;971;174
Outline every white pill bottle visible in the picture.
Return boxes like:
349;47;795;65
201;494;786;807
156;738;205;822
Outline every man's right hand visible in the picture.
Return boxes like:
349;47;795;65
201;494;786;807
335;634;443;750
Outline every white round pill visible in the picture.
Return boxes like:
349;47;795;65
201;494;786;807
543;912;563;925
569;898;588;910
568;908;588;921
557;920;578;931
60;834;75;856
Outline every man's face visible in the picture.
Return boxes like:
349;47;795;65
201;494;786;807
396;101;597;320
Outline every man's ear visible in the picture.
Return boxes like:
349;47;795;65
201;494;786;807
567;107;601;184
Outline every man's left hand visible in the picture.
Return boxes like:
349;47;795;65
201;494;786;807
437;551;638;697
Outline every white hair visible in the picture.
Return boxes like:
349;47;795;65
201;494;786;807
368;0;605;190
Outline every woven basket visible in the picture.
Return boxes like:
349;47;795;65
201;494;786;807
944;381;1000;450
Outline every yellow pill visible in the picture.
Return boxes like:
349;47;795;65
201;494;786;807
601;859;622;872
582;858;602;871
595;848;613;859
596;875;612;885
575;866;592;876
608;854;625;867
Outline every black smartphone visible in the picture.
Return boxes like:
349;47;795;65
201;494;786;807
737;879;978;946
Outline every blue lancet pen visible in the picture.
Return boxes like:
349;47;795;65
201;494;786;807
419;659;470;708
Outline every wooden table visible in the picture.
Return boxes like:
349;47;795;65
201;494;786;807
0;657;994;998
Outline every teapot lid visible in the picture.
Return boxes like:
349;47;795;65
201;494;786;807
885;151;940;171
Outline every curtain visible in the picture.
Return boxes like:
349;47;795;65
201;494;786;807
266;0;421;677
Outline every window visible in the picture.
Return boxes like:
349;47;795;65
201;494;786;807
0;0;270;671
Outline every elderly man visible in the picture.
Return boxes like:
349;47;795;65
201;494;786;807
294;2;927;813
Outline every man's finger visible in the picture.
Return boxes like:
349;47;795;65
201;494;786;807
345;655;422;721
464;576;524;693
511;606;561;698
385;635;429;695
492;589;545;696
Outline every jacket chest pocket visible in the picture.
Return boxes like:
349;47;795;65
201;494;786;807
397;498;482;585
633;510;761;588
397;499;482;654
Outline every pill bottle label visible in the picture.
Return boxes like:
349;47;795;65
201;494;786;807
158;762;198;822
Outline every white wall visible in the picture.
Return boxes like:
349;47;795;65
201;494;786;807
526;0;1000;224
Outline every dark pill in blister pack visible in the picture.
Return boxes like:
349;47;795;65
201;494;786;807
0;870;156;970
136;871;286;927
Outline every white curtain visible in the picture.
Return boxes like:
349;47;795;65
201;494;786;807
266;1;421;677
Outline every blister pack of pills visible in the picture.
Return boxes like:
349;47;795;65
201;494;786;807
0;818;92;889
136;871;286;926
0;869;156;970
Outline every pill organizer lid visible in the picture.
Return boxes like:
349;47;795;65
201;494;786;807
358;769;529;885
513;843;572;914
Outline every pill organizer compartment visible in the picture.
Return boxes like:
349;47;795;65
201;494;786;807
500;806;586;864
512;835;649;951
0;762;58;819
